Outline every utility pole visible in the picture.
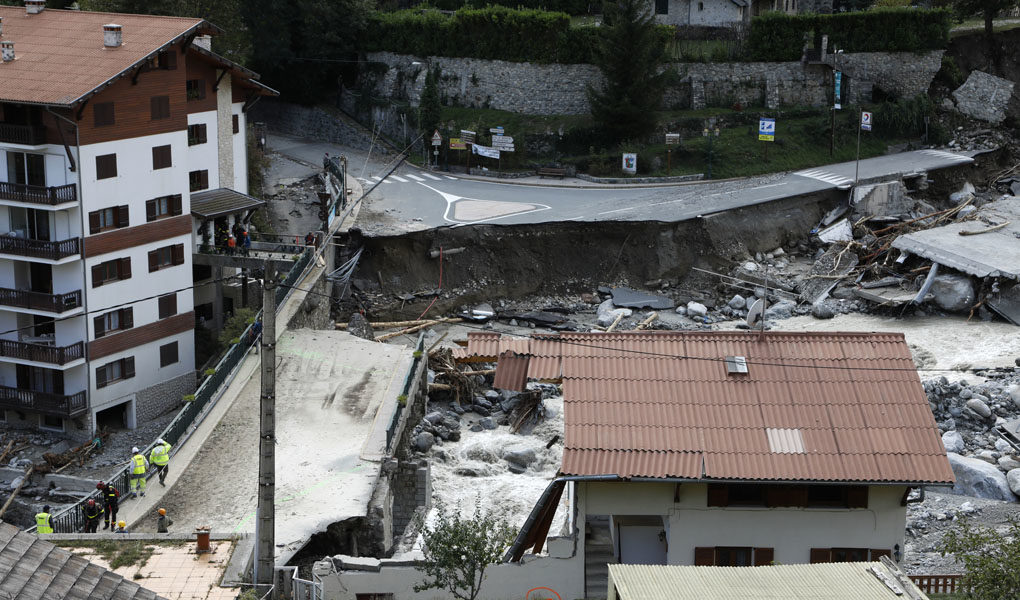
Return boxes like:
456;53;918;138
255;260;276;592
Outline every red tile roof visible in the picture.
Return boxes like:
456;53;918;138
0;7;214;106
462;330;953;485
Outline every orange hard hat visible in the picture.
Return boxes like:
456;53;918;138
158;508;167;516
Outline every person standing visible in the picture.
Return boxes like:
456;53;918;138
157;508;174;533
227;235;236;256
129;447;148;498
81;499;102;533
97;481;120;530
242;230;251;257
149;438;171;487
249;317;263;354
35;505;53;534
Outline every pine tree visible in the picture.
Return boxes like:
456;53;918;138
587;0;673;144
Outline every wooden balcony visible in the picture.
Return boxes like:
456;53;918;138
0;338;84;365
0;123;46;146
0;235;80;261
0;288;81;313
0;386;87;418
0;182;77;206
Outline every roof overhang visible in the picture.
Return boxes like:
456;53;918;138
191;188;266;219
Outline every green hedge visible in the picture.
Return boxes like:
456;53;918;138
365;7;603;63
424;0;593;16
747;8;952;61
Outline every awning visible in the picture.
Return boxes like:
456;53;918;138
191;188;266;219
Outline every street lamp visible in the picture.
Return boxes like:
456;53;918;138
703;125;720;179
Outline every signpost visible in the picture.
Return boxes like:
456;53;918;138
621;153;637;175
758;117;775;162
665;133;680;175
855;111;872;187
834;71;842;110
461;130;476;171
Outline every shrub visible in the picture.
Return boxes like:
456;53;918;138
424;0;593;15
182;394;196;402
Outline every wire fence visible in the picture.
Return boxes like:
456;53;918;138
385;332;425;452
33;248;315;533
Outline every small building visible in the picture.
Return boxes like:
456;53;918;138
606;561;931;600
651;0;749;27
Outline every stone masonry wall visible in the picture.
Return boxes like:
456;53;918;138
390;460;431;540
362;50;944;115
135;372;195;425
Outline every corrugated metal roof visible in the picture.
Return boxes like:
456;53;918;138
0;7;210;106
0;523;168;599
607;562;930;600
190;188;266;219
493;352;528;391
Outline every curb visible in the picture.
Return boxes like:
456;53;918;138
402;162;741;190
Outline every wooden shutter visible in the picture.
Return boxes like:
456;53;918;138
122;307;133;329
753;548;774;566
94;102;114;127
117;205;129;228
171;194;183;216
94;315;105;338
809;548;831;564
148;249;159;272
171;244;184;265
707;484;728;507
870;549;891;560
846;487;868;509
95;365;108;389
91;264;105;287
200;170;208;190
152;145;172;169
146;199;157;221
694;547;715;566
119;257;131;279
88;211;101;235
96;154;117;179
159;293;177;318
123;356;135;379
163;50;177;70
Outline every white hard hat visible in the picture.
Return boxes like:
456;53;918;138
156;439;166;445
132;446;139;453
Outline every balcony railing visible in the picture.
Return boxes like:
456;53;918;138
0;182;77;206
0;123;46;146
0;236;80;260
0;338;84;365
0;288;81;313
0;386;87;418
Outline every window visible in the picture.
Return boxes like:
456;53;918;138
698;1;704;9
6;151;45;186
94;102;114;127
708;484;868;509
160;341;179;367
695;547;773;567
157;50;177;70
91;257;131;287
152;145;172;170
810;548;886;563
188;123;208;146
189;170;209;192
95;356;135;389
158;293;178;319
40;414;64;432
96;154;117;180
655;0;668;14
151;95;171;120
94;307;133;338
148;243;185;272
232;114;240;134
186;79;205;101
88;205;129;234
146;194;183;222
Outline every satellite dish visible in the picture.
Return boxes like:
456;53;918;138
746;298;765;329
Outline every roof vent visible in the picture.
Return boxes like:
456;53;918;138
1;41;13;63
25;0;45;15
724;355;748;374
103;24;122;48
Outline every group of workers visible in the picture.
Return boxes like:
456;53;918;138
33;438;175;535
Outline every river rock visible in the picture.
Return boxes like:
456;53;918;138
728;295;746;310
942;430;965;454
414;432;435;452
765;299;796;320
947;452;1016;501
504;448;537;468
1009;385;1020;409
346;313;375;341
471;405;491;416
995;439;1013;454
966;398;992;419
424;411;444;425
596;299;632;327
931;274;975;313
686;301;708;318
998;456;1020;471
976;449;999;464
1008;469;1020;495
811;303;835;319
478;417;497;430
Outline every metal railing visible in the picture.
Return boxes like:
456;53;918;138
0;182;77;205
909;574;964;594
0;288;81;313
385;332;425;451
0;386;87;417
0;236;80;260
34;248;316;533
0;123;46;145
0;339;84;365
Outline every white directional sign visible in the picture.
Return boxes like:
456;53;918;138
460;130;476;144
665;133;680;145
491;135;513;144
860;111;872;131
489;127;504;134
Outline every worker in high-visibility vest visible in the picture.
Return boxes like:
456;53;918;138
149;438;172;487
129;447;149;497
35;505;53;534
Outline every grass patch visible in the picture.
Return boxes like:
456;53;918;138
60;540;160;570
950;17;1020;37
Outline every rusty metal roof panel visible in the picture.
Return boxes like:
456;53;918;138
498;336;532;355
493;353;529;392
761;404;831;429
859;403;935;428
527;356;562;380
569;425;702;452
826;404;867;428
561;448;702;479
801;428;839;453
465;331;500;357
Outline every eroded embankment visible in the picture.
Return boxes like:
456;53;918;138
345;190;842;320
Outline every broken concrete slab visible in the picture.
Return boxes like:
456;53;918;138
609;286;676;310
499;310;567;327
855;286;930;306
799;244;859;304
852;181;912;220
987;283;1020;326
892;198;1020;280
952;71;1015;124
817;218;853;244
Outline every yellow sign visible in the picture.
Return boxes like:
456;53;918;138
449;138;466;150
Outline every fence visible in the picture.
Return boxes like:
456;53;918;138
909;574;964;594
33;247;316;533
274;566;322;600
385;332;425;452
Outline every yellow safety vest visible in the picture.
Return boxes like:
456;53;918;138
150;443;171;466
35;512;52;534
131;454;147;475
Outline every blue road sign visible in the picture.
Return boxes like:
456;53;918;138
758;118;776;142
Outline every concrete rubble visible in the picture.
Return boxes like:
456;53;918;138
951;70;1016;124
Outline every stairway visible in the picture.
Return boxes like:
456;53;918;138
584;519;614;599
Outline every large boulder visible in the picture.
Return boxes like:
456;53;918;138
596;299;632;327
1008;468;1020;496
942;430;965;454
952;71;1015;124
947;452;1016;501
966;398;992;419
931;274;975;313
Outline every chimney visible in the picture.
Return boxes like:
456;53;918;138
1;41;13;63
25;0;45;15
104;24;122;48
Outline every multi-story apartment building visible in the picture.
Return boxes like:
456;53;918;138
0;2;275;439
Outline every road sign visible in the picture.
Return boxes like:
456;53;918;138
622;153;637;174
431;130;442;146
450;138;466;150
665;133;680;146
860;111;872;131
489;127;504;134
460;130;476;144
834;71;842;110
491;135;513;144
493;145;515;152
758;118;775;142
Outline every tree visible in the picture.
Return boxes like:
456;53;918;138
419;68;443;140
940;516;1020;599
587;0;673;145
414;500;517;600
953;0;1019;37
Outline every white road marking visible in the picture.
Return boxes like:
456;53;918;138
405;174;425;182
794;169;854;187
919;149;973;163
422;173;442;180
416;182;551;225
389;175;408;183
380;179;392;184
368;176;381;182
444;175;457;180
